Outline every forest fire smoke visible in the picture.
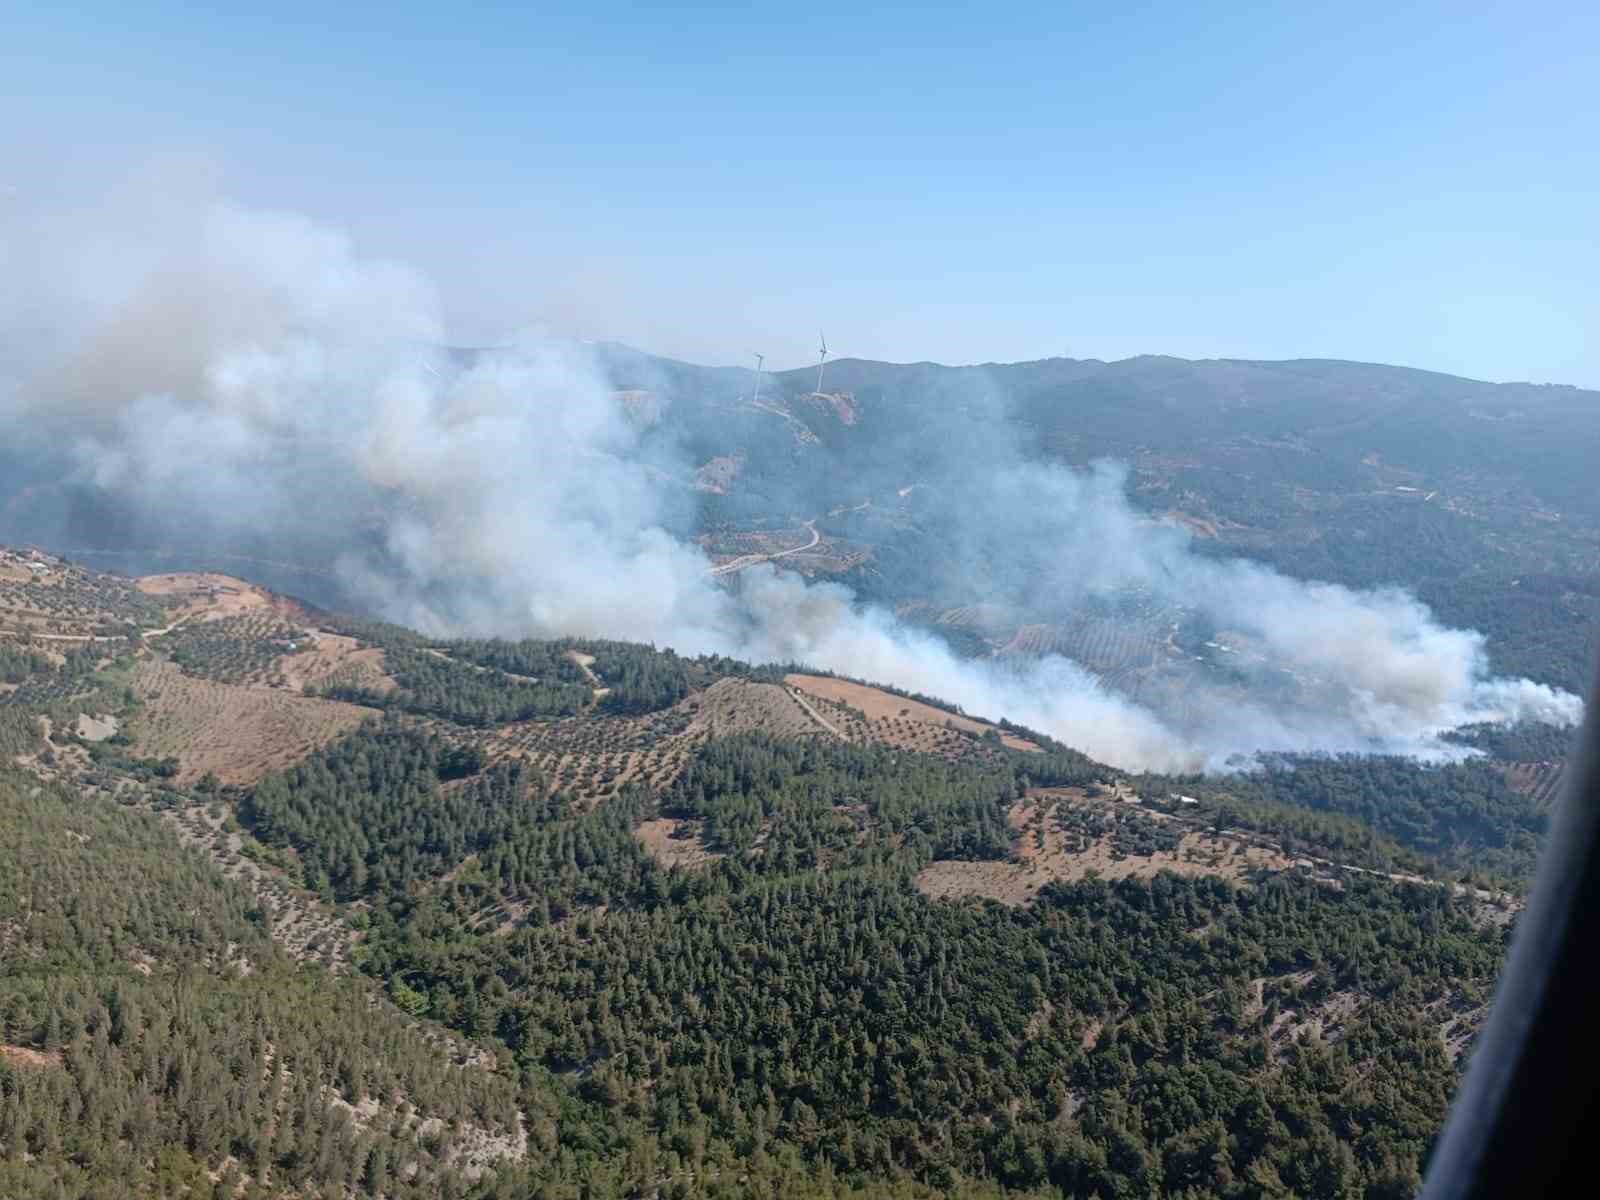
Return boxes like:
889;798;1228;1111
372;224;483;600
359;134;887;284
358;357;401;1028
0;190;1582;770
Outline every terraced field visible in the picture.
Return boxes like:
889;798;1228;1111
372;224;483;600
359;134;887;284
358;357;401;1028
489;677;829;806
915;787;1297;905
481;670;1030;812
128;656;376;784
162;611;307;685
153;796;357;971
1505;759;1566;808
0;557;170;635
999;624;1073;656
934;604;1014;637
1047;614;1172;689
785;672;1040;756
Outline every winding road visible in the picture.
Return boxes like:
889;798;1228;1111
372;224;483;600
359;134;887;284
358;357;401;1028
1;614;200;644
707;521;820;577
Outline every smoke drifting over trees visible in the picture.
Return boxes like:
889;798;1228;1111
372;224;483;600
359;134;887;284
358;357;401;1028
0;187;1580;770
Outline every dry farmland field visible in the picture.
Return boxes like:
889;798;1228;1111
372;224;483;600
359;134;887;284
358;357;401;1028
915;787;1298;906
489;677;833;806
278;631;396;694
134;571;286;618
0;557;170;636
1044;614;1172;690
161;611;307;685
127;655;376;785
785;672;1040;754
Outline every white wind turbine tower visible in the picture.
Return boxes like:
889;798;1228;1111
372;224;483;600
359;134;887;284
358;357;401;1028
750;352;766;405
814;331;829;396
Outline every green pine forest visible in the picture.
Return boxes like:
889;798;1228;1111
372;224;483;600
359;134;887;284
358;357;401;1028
0;608;1563;1199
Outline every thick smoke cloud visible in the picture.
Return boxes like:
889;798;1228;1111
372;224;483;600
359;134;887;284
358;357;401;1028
0;189;1582;770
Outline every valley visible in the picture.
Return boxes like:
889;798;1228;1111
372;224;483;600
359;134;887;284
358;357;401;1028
6;3;1595;1188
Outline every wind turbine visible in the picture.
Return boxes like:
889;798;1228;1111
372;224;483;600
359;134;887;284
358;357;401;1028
815;331;829;396
751;353;765;405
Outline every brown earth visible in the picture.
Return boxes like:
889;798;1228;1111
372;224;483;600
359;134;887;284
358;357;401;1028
693;454;745;494
279;633;396;695
128;656;376;785
135;572;279;621
785;673;1040;752
692;678;825;739
490;678;828;809
633;818;722;871
0;1043;62;1069
1162;510;1221;538
915;788;1297;906
566;650;610;700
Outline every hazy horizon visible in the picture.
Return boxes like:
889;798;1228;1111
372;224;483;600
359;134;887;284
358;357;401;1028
5;1;1596;386
584;340;1600;390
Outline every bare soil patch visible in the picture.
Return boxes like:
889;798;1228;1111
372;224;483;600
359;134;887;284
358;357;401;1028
0;1043;62;1069
128;656;376;785
136;572;296;623
279;633;395;695
75;712;120;742
915;789;1296;906
633;818;722;871
692;678;824;739
786;673;1040;752
566;650;611;700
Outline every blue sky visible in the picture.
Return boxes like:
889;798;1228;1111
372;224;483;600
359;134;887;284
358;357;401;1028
5;1;1598;384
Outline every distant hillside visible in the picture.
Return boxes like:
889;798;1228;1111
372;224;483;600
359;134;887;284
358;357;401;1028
608;347;1600;516
4;346;1597;693
591;347;1600;693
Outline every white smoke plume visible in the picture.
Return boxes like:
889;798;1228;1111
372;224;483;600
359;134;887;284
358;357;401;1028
0;187;1583;770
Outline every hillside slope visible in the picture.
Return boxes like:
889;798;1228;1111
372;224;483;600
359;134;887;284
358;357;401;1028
603;348;1600;693
1;552;1551;1199
3;348;1596;696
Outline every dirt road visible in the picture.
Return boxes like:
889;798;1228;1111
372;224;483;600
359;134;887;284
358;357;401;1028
785;685;848;739
708;522;820;577
3;614;200;644
567;650;611;700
